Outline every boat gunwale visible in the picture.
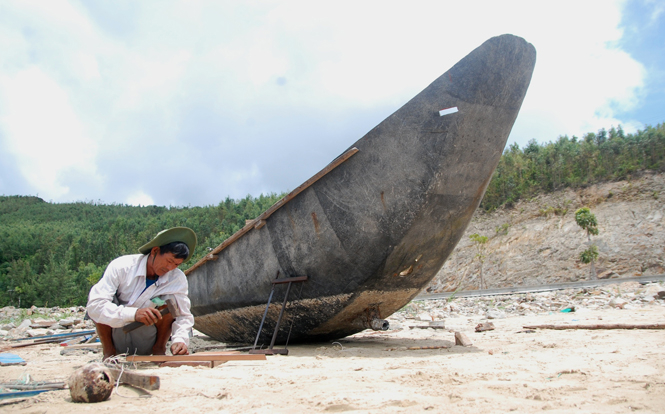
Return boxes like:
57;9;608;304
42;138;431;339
184;147;360;275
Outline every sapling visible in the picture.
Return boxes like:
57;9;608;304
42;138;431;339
575;207;599;279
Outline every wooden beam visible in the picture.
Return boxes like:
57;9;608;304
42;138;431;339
185;147;359;275
125;354;266;362
105;367;160;391
272;275;308;284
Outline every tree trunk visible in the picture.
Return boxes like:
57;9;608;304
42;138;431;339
479;263;484;290
588;233;597;279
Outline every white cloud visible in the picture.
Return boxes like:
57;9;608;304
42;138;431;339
0;67;101;199
126;190;155;207
0;0;652;205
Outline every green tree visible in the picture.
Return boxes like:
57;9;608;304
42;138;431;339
469;233;489;289
0;191;286;307
575;207;599;279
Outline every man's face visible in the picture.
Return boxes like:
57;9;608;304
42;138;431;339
152;251;184;276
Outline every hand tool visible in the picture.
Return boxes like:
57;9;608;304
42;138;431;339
122;298;180;333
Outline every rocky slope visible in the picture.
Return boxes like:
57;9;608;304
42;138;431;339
427;171;665;293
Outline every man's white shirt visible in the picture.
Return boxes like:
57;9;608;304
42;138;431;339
87;254;194;345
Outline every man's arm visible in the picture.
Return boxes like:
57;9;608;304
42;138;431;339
169;293;195;346
87;262;138;328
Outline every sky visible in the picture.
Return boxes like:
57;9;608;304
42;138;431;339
0;0;663;207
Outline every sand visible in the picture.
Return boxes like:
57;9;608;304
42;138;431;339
1;304;664;413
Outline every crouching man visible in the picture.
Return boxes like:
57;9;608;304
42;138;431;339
87;227;197;360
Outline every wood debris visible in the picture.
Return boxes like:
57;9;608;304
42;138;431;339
523;323;665;330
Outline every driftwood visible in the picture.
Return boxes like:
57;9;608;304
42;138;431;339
523;323;665;330
105;367;160;390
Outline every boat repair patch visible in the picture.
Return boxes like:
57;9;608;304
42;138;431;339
439;107;458;116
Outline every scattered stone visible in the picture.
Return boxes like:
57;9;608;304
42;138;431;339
609;298;628;309
656;291;665;300
416;312;432;321
0;329;8;337
26;328;49;337
58;318;76;328
391;314;405;322
475;322;495;332
1;322;15;330
30;319;57;328
597;270;617;279
454;332;472;346
17;319;32;330
388;321;403;330
486;310;506;319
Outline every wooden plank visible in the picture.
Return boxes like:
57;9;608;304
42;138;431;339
185;147;359;275
105;367;160;391
272;275;308;285
125;354;266;362
158;361;228;368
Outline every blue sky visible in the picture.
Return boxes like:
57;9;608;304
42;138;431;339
0;0;662;207
617;0;665;126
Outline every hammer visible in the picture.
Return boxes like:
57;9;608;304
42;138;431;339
122;298;181;333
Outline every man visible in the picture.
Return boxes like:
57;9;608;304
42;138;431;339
87;227;197;360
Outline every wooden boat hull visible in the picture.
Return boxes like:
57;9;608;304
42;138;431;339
186;34;536;344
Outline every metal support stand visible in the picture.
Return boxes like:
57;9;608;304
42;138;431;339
249;273;308;356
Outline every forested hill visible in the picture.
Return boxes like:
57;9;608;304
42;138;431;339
0;193;284;307
482;123;665;211
1;122;664;308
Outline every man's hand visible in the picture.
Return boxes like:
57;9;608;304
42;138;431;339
170;342;188;355
134;307;162;326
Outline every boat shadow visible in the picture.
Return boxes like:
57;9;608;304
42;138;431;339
281;330;484;359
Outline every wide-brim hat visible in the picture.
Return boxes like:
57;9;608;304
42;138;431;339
138;227;197;262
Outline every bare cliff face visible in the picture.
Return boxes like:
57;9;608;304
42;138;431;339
428;171;665;292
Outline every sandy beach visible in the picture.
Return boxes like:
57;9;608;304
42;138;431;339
2;285;665;414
